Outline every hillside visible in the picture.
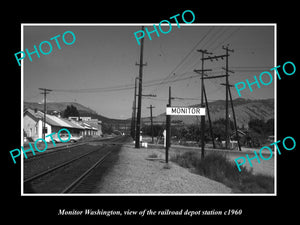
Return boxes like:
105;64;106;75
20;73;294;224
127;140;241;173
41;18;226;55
146;98;274;128
24;98;274;129
24;101;124;123
24;101;97;114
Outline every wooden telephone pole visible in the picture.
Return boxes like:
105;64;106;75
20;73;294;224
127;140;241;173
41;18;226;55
194;45;240;151
39;88;52;140
165;86;171;163
130;77;138;139
220;83;242;151
196;49;212;159
222;45;234;149
147;104;155;143
135;26;147;148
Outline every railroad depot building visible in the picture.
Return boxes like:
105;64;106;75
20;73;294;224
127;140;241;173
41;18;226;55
24;108;100;142
68;116;102;136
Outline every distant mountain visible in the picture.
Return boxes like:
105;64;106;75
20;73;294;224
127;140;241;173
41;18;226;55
24;101;97;114
24;98;274;129
24;101;125;124
145;98;274;128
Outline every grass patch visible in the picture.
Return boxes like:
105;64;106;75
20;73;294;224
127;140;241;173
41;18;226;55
148;153;158;158
171;151;274;193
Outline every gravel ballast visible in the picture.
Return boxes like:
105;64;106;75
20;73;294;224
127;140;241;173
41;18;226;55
95;145;232;194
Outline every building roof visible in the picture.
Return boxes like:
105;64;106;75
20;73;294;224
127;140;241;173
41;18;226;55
81;122;98;130
24;108;88;130
65;119;86;129
41;112;73;128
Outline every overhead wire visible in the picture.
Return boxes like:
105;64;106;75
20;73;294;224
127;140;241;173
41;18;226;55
50;27;241;96
49;71;197;94
149;26;215;94
210;27;242;52
155;27;241;96
50;26;258;105
202;27;227;50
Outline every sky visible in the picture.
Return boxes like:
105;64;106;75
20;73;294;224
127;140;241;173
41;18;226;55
23;24;275;119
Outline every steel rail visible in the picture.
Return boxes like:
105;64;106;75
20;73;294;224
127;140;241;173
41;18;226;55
24;148;101;183
25;142;87;160
61;150;113;193
24;135;129;193
25;135;126;161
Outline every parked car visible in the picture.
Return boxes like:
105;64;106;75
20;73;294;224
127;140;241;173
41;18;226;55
69;135;83;143
53;134;82;143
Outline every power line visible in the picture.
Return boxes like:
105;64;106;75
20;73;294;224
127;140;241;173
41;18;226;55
210;27;241;52
50;71;198;94
150;27;215;95
49;28;242;96
174;28;229;76
160;28;242;96
202;27;227;50
25;93;41;101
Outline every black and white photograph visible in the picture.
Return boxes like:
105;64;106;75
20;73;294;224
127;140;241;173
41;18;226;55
22;24;275;195
4;5;298;224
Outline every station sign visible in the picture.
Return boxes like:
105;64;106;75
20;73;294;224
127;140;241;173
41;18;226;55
166;107;206;116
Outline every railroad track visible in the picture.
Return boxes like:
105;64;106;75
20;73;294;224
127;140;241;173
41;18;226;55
24;135;130;193
24;135;126;160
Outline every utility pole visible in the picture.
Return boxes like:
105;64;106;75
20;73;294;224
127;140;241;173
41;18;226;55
147;104;155;143
166;86;171;163
195;46;239;151
200;49;231;149
131;77;138;139
203;84;215;148
196;49;212;159
193;71;219;149
39;88;52;140
228;86;241;151
135;26;147;148
222;45;234;149
221;83;241;151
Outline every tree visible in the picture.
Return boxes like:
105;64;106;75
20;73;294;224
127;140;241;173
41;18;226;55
141;124;165;137
102;123;113;134
212;118;234;141
62;105;80;118
265;118;274;135
248;119;265;134
247;118;274;147
187;124;201;141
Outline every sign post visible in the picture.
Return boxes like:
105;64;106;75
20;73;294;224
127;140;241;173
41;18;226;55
165;87;171;164
166;106;206;160
163;130;166;147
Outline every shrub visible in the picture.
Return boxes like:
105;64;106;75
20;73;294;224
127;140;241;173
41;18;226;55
171;151;274;193
148;153;158;158
171;151;199;168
